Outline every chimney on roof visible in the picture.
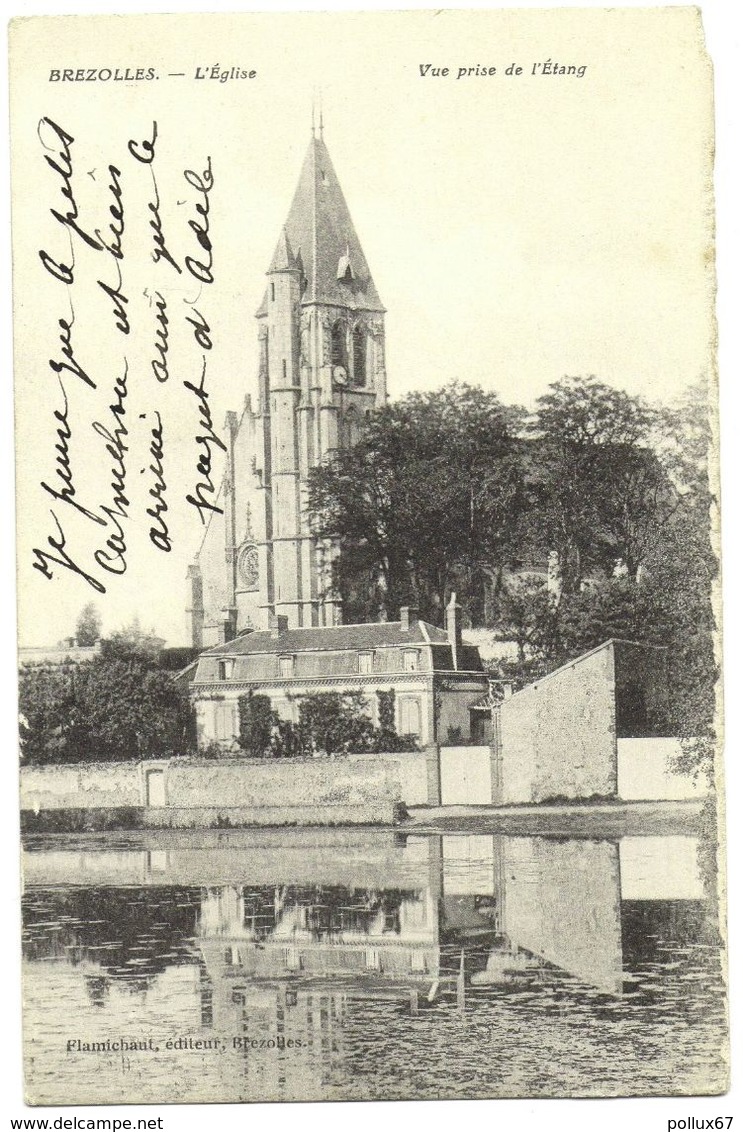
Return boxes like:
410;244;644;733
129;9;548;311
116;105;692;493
446;592;463;670
270;613;290;638
400;606;418;633
219;608;237;644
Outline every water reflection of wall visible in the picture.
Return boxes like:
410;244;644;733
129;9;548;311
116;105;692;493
500;837;624;994
21;829;437;890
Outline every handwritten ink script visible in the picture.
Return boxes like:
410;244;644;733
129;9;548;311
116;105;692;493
31;116;224;595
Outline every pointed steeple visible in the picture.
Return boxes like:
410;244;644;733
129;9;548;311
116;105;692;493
268;227;298;273
266;135;384;312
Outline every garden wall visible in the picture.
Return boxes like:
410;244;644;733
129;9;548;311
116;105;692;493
498;642;617;803
19;749;431;825
616;738;709;801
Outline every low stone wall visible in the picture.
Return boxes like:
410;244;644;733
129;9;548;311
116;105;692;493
350;751;431;806
19;750;431;825
20;762;142;811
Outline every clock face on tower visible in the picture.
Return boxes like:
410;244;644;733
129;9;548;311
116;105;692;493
333;365;348;386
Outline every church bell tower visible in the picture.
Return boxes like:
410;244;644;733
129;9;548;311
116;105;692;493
245;127;387;629
187;126;387;645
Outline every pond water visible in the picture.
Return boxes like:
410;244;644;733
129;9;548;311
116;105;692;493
21;828;728;1104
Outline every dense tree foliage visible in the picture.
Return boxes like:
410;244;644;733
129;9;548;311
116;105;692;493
307;382;528;622
19;622;191;765
528;376;676;591
495;380;716;777
75;603;101;646
308;375;718;773
99;619;165;661
238;692;274;757
308;377;680;618
234;690;417;759
294;690;416;757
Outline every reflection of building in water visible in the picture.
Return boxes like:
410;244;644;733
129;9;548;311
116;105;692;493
21;831;719;1105
197;881;440;983
195;878;444;1099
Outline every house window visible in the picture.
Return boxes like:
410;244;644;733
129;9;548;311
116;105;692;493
270;282;275;301
218;659;235;680
214;702;237;742
399;696;422;738
279;655;295;678
403;649;419;673
358;651;373;675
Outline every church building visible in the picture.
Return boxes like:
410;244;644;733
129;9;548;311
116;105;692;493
187;127;388;648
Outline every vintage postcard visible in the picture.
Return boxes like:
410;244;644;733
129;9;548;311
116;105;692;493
9;6;728;1106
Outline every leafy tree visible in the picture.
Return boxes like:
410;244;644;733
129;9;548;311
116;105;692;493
270;717;305;759
19;650;191;765
257;691;417;758
71;658;188;761
376;689;395;732
489;380;718;780
296;691;378;757
99;618;164;662
238;692;274;757
75;603;101;647
307;381;529;623
490;575;557;664
529;375;669;592
19;664;81;763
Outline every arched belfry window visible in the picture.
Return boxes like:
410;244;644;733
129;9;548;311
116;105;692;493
331;321;346;368
352;325;366;387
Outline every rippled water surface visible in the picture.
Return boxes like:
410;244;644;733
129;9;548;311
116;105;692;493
21;829;727;1103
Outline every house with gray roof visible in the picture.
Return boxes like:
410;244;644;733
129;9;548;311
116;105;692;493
190;597;490;751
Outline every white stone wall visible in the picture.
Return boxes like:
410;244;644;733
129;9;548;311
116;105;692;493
616;738;709;801
499;644;617;802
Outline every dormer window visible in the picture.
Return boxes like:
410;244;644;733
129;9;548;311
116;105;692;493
218;659;235;680
337;252;355;283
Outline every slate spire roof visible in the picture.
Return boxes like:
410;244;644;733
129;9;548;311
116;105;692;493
268;227;299;273
263;134;384;313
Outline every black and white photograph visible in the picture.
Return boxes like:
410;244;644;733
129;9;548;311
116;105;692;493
6;4;733;1112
